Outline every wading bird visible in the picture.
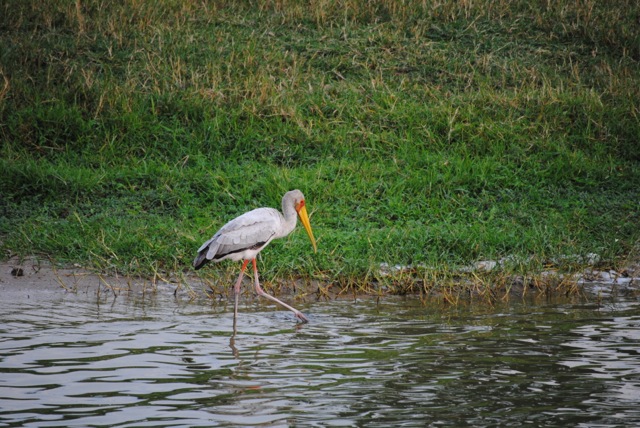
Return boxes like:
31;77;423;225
193;189;317;323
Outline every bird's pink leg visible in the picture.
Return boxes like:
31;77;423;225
233;260;250;323
251;259;309;323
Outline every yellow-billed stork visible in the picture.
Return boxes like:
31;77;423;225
193;189;317;323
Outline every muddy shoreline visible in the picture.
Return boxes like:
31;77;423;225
2;257;639;303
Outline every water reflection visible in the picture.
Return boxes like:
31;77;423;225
1;286;639;426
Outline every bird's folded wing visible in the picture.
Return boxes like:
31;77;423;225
206;208;281;259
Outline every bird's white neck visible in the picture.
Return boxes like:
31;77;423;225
279;196;298;238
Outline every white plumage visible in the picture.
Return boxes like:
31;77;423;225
196;208;286;265
193;189;317;323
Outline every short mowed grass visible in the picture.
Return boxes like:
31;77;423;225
1;0;639;295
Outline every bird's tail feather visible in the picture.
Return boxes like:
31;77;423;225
193;249;210;270
194;235;220;270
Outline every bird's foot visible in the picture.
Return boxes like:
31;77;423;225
295;311;309;323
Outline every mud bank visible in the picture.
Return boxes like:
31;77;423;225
2;257;639;302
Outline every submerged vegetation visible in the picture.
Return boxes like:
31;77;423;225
1;0;639;298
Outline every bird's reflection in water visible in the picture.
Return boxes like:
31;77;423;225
228;309;307;359
229;314;239;358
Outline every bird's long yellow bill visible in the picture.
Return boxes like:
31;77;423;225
297;205;317;253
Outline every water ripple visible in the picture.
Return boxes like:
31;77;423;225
1;289;640;426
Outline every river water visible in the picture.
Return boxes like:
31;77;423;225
1;280;639;427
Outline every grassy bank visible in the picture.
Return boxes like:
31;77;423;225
1;0;639;295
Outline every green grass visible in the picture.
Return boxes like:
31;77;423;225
1;0;639;294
